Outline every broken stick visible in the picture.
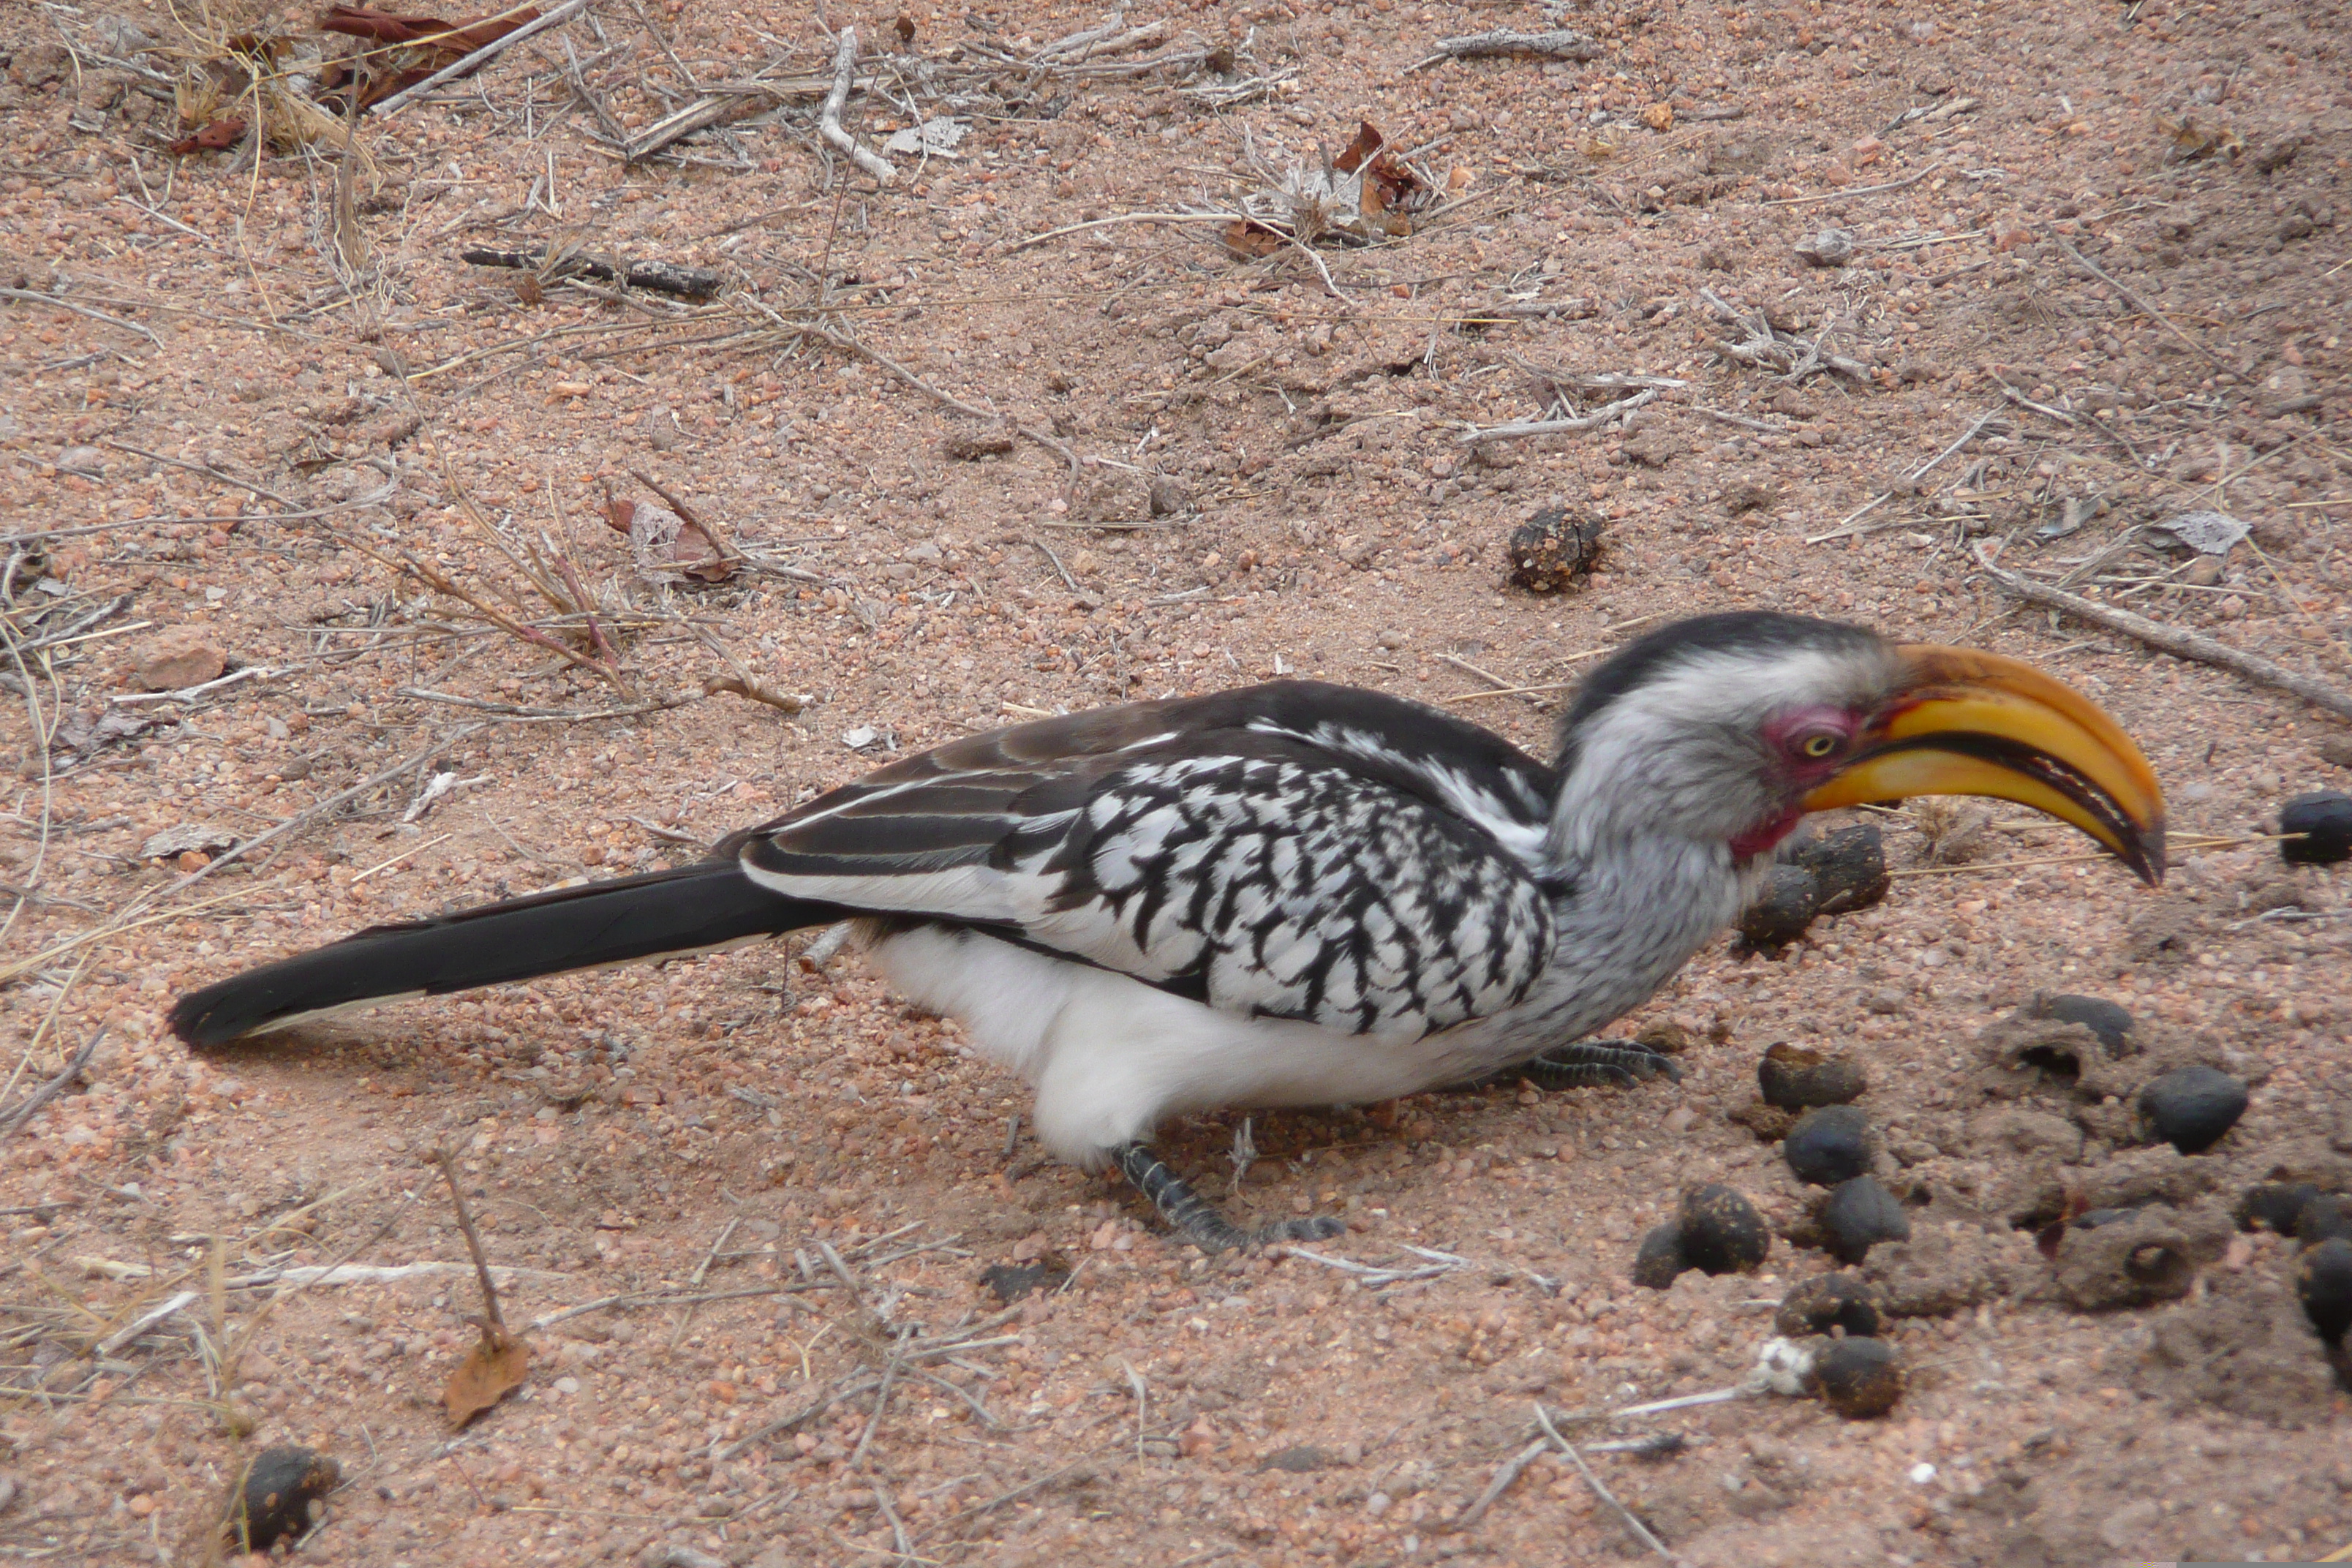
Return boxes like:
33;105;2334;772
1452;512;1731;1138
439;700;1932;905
820;28;897;185
1973;544;2352;723
1423;28;1602;63
460;246;723;300
369;0;593;118
434;1145;529;1425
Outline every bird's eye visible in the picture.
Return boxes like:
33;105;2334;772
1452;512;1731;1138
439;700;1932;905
1798;732;1841;759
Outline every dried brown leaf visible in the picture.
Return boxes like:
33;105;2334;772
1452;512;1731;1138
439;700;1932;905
1333;119;1384;176
167;118;248;155
1222;219;1284;258
443;1327;527;1425
674;521;734;581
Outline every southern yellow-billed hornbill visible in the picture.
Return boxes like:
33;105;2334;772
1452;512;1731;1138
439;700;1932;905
171;613;2164;1249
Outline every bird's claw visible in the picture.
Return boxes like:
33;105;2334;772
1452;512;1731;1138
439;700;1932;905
1115;1142;1344;1253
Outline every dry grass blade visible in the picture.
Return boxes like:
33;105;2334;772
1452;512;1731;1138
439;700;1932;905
433;1146;529;1425
0;1028;105;1142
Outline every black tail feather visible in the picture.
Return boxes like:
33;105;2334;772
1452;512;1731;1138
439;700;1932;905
168;861;851;1047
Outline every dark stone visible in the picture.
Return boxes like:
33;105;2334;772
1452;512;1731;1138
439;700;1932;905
979;1259;1068;1303
1259;1445;1331;1474
1774;1273;1885;1339
1823;1176;1912;1265
2300;1238;2352;1343
2029;994;2135;1053
2138;1066;2249;1155
2299;1194;2352;1246
2237;1182;2322;1234
1757;1042;1867;1109
2280;790;2352;864
236;1447;341;1553
1632;1221;1691;1289
1505;507;1605;594
1677;1184;1770;1275
1813;1337;1904;1418
1784;1105;1874;1188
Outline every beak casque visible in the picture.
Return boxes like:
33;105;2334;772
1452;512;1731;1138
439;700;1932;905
1800;644;2167;884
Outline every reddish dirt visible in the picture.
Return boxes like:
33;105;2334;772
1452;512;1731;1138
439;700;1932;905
3;0;2350;1563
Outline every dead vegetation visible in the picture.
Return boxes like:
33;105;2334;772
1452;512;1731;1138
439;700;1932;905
3;0;2351;1560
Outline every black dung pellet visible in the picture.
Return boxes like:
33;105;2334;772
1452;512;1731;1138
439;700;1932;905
1823;1176;1912;1265
2299;1238;2352;1344
2299;1194;2352;1246
1738;864;1822;948
1791;823;1891;914
237;1447;341;1553
2280;790;2352;864
2137;1065;2249;1154
2030;994;2135;1052
1774;1273;1885;1339
1784;1104;1874;1187
1677;1184;1770;1275
1813;1337;1904;1419
2237;1183;2322;1234
1757;1042;1867;1109
1632;1221;1691;1289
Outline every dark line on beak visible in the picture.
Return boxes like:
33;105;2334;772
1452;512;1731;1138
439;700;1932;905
1855;733;2166;885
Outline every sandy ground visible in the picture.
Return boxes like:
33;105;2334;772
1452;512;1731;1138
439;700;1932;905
3;0;2351;1561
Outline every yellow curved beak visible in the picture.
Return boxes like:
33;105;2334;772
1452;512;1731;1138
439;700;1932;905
1801;645;2167;883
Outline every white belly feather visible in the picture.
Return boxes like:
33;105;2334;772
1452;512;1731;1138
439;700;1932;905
864;925;1523;1164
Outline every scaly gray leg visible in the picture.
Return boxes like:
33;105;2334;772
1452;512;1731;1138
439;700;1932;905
1113;1142;1345;1253
1447;1039;1684;1093
1521;1039;1683;1089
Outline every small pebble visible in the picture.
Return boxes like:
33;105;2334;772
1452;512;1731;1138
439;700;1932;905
237;1447;340;1552
979;1260;1067;1303
1677;1184;1770;1275
2298;1193;2352;1246
1774;1273;1884;1339
2299;1238;2352;1343
2029;993;2134;1052
2236;1182;2321;1234
1757;1042;1867;1109
1631;1220;1691;1289
1784;1104;1874;1187
1796;227;1855;267
2279;790;2352;864
2137;1065;2249;1154
1822;1175;1911;1264
1908;1462;1938;1485
1814;1338;1904;1418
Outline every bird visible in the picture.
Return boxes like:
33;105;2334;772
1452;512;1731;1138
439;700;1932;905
170;612;2165;1250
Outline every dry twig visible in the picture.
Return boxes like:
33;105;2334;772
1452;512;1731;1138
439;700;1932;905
368;0;595;118
0;1028;104;1142
1533;1403;1679;1562
1973;545;2352;722
818;29;896;185
2051;234;2231;372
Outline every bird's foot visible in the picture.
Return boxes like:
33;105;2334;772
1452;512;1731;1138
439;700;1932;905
1113;1142;1345;1254
1520;1039;1684;1090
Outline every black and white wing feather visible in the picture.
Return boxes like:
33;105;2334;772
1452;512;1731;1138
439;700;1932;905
733;683;1560;1041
